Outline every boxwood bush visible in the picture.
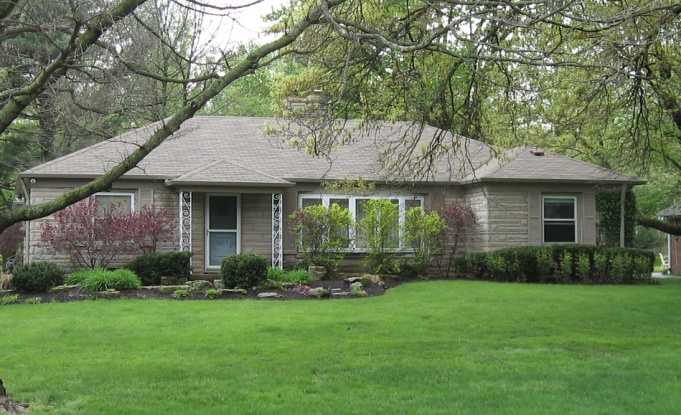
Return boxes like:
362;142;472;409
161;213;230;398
456;245;654;284
126;251;193;285
11;262;66;292
221;253;268;289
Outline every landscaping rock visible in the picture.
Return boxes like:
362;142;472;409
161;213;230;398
345;276;363;284
308;266;327;281
213;279;224;289
217;288;248;297
187;280;213;292
257;292;282;299
307;287;331;298
349;282;363;292
159;285;190;294
160;276;186;286
93;289;120;299
49;284;79;293
332;291;350;297
281;282;296;289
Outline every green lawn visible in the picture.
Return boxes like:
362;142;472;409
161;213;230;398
2;279;681;414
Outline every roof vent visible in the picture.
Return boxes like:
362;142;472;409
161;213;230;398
530;148;545;156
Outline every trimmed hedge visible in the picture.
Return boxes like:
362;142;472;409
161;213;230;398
11;262;66;292
126;251;193;286
221;253;269;289
456;244;654;284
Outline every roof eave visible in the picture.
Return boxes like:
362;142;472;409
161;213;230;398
460;177;647;186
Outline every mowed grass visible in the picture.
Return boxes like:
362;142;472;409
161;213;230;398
2;279;681;414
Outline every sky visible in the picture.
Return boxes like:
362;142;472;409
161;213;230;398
202;0;288;46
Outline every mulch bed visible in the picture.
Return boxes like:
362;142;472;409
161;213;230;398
1;277;416;305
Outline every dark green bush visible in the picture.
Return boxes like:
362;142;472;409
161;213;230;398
221;253;269;289
456;245;655;284
126;251;193;285
11;262;65;292
294;257;338;275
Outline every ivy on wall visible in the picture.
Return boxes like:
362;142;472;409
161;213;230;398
596;190;637;247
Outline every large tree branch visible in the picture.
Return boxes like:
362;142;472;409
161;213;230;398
637;216;681;236
0;0;347;232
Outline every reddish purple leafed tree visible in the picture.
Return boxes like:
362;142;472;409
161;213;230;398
41;199;175;269
436;201;476;277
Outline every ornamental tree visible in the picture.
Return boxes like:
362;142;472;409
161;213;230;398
436;201;476;277
41;199;175;269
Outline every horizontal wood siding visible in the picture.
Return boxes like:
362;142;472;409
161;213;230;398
241;193;273;259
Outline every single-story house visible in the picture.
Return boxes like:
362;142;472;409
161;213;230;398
17;116;643;273
658;205;681;273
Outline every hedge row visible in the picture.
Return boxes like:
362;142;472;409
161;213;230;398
455;244;655;284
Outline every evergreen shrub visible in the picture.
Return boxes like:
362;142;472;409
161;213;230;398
221;253;268;289
456;245;654;284
11;262;65;292
126;251;193;285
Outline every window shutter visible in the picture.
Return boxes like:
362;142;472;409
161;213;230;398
528;192;541;245
582;192;597;244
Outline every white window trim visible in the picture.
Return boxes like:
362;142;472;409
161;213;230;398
299;194;424;252
93;192;135;212
542;195;578;244
205;193;241;269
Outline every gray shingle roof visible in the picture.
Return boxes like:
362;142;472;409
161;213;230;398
20;116;643;186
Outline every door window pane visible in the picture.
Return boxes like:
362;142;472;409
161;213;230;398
209;196;237;230
209;232;237;266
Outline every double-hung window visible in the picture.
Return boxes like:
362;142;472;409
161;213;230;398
543;196;577;243
299;194;423;251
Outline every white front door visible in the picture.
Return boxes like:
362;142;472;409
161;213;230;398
206;194;240;267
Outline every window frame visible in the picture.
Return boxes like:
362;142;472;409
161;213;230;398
542;195;578;244
298;194;424;252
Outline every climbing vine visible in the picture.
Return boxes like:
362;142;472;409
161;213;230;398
595;191;636;247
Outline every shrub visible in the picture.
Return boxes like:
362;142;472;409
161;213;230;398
79;268;142;292
220;253;268;289
282;269;310;284
66;270;93;285
456;245;654;284
576;253;591;284
289;203;352;273
486;254;507;281
558;252;573;283
267;266;286;281
294;257;337;275
205;288;218;300
0;294;19;305
11;262;65;292
356;199;400;273
536;247;553;283
403;208;446;276
126;251;193;286
25;297;42;305
172;289;189;299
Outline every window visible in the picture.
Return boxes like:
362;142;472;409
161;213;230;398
299;194;423;251
543;196;577;243
93;192;134;213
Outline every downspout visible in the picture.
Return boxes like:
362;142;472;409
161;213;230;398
18;176;31;264
619;184;626;248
